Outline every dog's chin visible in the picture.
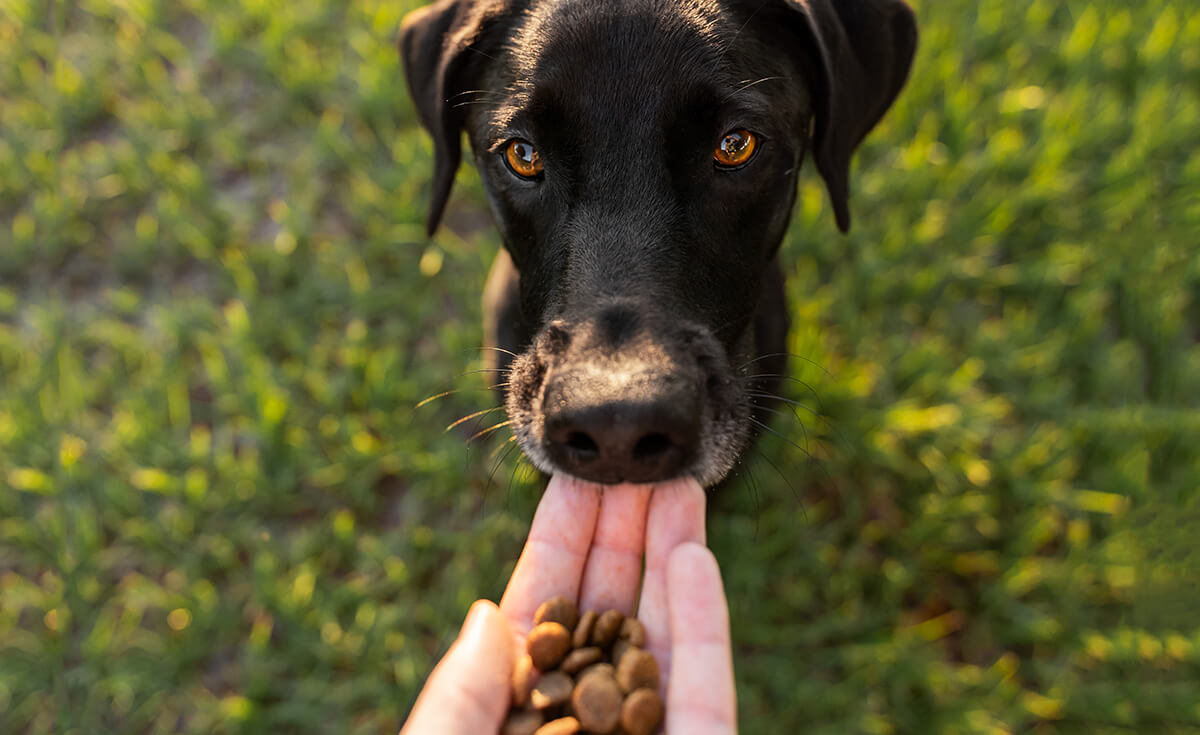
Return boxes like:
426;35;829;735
503;331;754;489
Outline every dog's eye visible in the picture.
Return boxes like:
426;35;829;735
504;139;543;179
713;129;758;168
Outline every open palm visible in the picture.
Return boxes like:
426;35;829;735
401;474;737;735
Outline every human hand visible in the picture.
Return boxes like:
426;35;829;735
400;473;737;734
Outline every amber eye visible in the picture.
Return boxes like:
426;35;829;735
713;129;758;168
504;139;543;178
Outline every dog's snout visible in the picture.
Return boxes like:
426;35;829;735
542;369;699;484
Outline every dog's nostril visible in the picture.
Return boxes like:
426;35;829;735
565;431;599;457
541;369;701;484
632;432;672;461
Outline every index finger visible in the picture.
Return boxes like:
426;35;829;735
500;473;603;636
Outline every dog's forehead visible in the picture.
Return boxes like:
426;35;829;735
497;0;761;131
515;0;726;73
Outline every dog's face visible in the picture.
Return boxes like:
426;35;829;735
402;0;916;486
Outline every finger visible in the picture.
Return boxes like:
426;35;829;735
578;482;653;614
637;476;706;674
665;543;737;735
400;600;514;735
500;473;602;636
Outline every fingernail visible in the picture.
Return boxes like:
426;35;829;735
462;600;490;639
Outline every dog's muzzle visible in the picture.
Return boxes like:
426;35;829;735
505;305;751;487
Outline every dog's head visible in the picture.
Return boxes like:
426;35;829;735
402;0;915;486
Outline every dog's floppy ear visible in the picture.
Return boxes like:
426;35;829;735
400;0;503;235
782;0;917;232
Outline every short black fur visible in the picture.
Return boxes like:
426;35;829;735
401;0;916;486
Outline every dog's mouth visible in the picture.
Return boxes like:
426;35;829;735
504;313;752;487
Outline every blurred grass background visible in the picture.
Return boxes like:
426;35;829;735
1;0;1198;733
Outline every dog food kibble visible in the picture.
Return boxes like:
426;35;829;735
501;600;665;735
591;609;624;648
620;689;665;735
615;648;660;694
611;639;632;670
528;621;572;670
572;610;598;648
579;662;614;681
534;596;581;631
572;668;623;733
534;716;582;735
531;671;574;709
560;646;603;674
503;708;544;735
619;617;646;647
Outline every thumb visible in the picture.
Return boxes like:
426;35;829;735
400;600;514;735
665;542;737;735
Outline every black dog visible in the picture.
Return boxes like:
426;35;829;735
401;0;915;487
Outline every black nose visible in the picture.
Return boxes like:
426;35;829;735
542;369;700;485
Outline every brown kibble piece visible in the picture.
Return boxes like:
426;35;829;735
534;596;580;631
578;662;614;681
611;638;631;669
620;688;665;735
571;668;622;734
502;708;545;735
591;609;624;648
530;671;573;710
619;617;647;647
528;622;572;671
512;654;536;707
534;716;581;735
560;646;603;674
573;610;597;649
616;648;660;693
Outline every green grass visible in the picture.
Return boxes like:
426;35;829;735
1;0;1198;733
